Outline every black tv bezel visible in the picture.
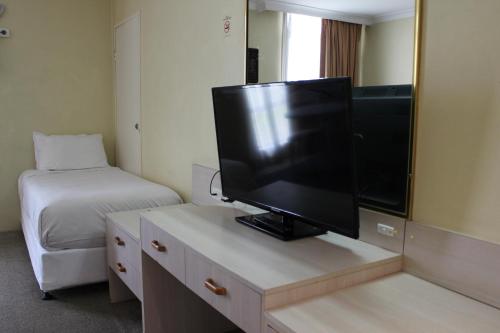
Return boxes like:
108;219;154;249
212;78;360;239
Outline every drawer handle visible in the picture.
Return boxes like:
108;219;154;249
151;240;166;252
116;262;126;273
114;236;125;246
204;278;227;296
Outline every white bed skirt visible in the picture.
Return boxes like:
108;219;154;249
21;209;108;292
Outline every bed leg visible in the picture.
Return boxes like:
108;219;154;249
41;291;54;300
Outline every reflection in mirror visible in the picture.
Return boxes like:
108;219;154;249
247;0;417;217
247;0;415;86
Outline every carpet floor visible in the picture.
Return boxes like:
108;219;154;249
0;231;143;333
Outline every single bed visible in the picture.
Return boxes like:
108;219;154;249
19;167;182;291
19;167;182;293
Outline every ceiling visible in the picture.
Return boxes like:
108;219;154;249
250;0;415;25
277;0;414;17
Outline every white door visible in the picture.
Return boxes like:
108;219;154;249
115;14;141;175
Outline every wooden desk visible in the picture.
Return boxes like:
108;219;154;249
139;204;402;333
265;272;500;333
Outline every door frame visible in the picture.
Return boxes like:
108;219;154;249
113;11;142;175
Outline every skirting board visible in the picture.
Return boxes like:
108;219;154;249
404;221;500;309
192;164;405;253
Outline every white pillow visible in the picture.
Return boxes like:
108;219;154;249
33;132;109;171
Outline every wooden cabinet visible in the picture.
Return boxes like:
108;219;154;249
107;221;140;270
108;254;142;301
139;204;403;333
106;211;143;301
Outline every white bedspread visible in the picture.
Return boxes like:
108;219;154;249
19;167;182;250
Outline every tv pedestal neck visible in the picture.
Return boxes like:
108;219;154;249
235;213;326;241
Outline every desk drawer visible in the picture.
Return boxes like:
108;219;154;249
140;218;185;283
185;249;262;333
109;255;142;301
107;221;140;270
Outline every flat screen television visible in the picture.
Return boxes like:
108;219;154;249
212;78;359;241
352;84;412;216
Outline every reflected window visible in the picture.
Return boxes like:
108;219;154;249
283;13;322;81
245;87;290;153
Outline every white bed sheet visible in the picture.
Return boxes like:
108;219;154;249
19;167;182;250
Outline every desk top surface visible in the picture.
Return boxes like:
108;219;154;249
140;204;400;294
107;209;145;241
266;272;500;333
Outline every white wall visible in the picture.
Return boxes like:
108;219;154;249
361;18;414;86
0;0;114;231
248;10;283;83
113;0;246;201
413;0;500;244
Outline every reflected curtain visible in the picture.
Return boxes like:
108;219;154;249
320;19;362;85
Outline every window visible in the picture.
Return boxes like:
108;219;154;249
282;13;322;81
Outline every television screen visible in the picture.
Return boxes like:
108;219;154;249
352;85;412;216
212;78;359;239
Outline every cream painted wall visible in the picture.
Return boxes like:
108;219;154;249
0;0;114;231
362;18;414;86
112;0;246;201
413;0;500;244
248;10;283;83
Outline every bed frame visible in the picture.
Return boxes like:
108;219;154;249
21;209;108;298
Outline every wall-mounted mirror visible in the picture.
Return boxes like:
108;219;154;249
246;0;419;217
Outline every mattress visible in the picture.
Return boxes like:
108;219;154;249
19;167;182;250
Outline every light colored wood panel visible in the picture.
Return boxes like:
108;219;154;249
265;322;279;333
140;205;400;295
192;164;221;206
185;247;214;305
359;208;405;253
141;251;238;333
142;251;186;333
107;210;144;240
140;216;186;283
264;258;402;310
191;164;271;215
192;163;406;254
106;218;142;301
266;273;500;333
185;248;262;333
107;220;141;270
404;221;500;309
108;267;136;303
108;255;142;301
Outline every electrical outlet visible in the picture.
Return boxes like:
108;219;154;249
377;223;396;237
0;28;10;38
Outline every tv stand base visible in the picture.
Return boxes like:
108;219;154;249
235;213;326;241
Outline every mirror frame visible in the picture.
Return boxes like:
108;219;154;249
243;0;424;219
409;0;423;220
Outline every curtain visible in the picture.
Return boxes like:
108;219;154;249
320;19;362;85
